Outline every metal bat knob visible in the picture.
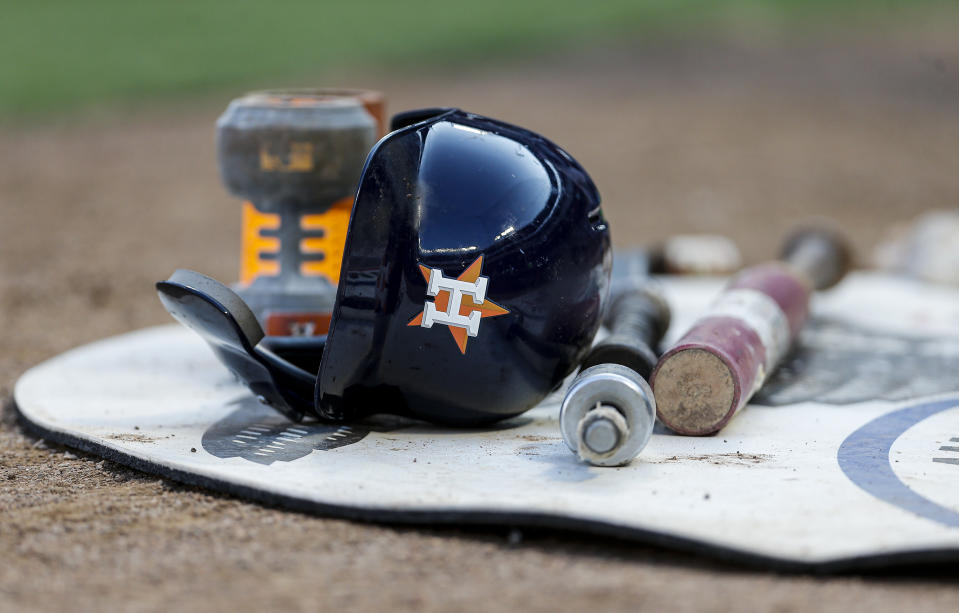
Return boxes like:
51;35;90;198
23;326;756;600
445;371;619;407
560;286;670;466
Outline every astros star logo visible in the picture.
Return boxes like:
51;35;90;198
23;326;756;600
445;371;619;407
407;255;509;354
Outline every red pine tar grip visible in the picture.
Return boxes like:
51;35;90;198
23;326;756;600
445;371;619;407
650;227;850;435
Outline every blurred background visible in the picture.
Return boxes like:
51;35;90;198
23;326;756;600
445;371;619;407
2;0;958;359
2;2;959;610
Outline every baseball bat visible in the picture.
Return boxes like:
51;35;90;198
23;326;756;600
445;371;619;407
651;226;851;436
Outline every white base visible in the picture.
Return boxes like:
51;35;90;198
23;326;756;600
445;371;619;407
14;273;959;569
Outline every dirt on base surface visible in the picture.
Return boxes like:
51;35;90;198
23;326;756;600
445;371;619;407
2;34;959;612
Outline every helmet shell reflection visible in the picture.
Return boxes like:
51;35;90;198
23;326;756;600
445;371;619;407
318;109;611;425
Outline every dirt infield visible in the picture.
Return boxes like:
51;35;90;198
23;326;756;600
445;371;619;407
2;35;959;611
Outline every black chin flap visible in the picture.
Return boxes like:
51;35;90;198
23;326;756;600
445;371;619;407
156;269;322;422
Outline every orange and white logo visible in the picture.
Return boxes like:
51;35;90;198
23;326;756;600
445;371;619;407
408;255;509;354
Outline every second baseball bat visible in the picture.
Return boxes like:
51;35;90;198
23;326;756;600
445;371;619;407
651;226;851;435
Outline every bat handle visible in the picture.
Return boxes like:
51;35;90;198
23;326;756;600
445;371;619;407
580;286;670;379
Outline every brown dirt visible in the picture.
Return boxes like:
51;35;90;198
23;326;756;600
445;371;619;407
3;34;959;612
655;452;770;466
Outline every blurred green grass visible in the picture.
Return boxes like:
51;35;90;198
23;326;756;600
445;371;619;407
0;0;951;120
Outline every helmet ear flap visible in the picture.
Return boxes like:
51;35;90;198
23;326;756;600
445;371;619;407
159;269;265;348
156;270;318;422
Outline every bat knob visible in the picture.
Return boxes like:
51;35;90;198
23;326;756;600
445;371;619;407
560;364;656;466
579;405;628;456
